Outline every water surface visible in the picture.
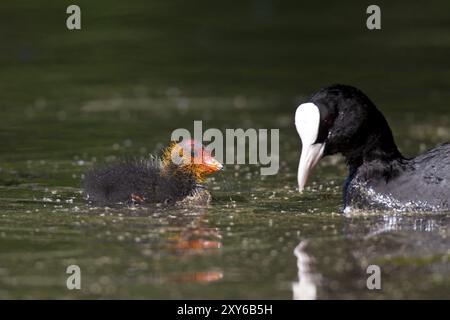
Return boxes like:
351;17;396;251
0;0;449;299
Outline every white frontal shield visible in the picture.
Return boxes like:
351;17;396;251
295;103;325;192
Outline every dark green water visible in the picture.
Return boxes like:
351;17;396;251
0;1;449;298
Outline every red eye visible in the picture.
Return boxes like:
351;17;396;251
323;117;332;126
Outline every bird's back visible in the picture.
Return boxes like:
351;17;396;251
84;159;170;206
410;142;450;205
349;143;450;212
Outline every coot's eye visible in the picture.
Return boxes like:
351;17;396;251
323;115;334;128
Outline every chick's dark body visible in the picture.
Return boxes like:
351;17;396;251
83;160;210;206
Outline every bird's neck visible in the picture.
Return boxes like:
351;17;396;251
344;131;405;179
162;163;204;183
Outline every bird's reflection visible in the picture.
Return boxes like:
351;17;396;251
292;241;320;300
343;212;448;239
171;270;224;283
171;226;222;252
292;213;450;299
164;209;223;284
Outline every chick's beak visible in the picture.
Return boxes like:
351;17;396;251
203;157;223;172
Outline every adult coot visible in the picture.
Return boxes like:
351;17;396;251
295;84;450;213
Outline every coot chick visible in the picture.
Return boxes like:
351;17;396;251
295;85;450;213
84;139;222;206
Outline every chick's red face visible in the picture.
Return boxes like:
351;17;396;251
196;149;223;174
176;139;223;175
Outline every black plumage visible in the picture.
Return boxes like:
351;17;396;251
346;143;450;212
298;84;450;212
83;140;222;207
83;159;209;206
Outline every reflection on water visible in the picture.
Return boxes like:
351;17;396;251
293;212;450;299
292;241;319;300
169;211;223;284
171;270;224;283
363;214;440;237
137;207;225;286
344;212;449;238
